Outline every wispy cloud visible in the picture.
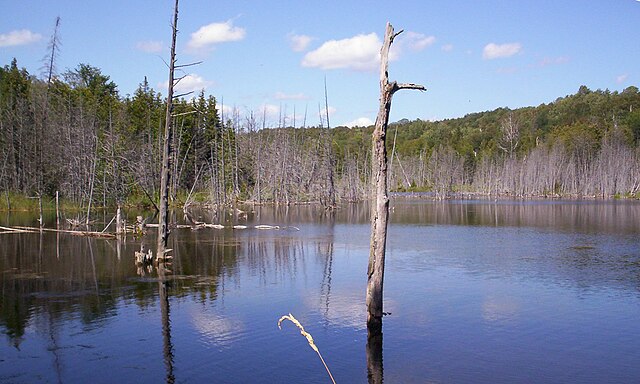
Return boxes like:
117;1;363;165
497;66;518;75
216;103;234;118
539;56;569;67
441;44;454;52
302;33;382;71
258;103;282;122
321;106;337;118
616;73;629;84
288;33;313;52
187;20;246;53
274;91;309;100
482;42;522;59
0;29;42;47
135;40;164;53
403;31;435;52
343;117;374;127
256;103;308;126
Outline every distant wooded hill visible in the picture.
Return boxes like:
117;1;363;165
2;58;639;209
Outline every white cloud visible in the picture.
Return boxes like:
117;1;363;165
160;73;213;95
255;103;304;126
135;40;164;53
482;42;522;59
216;103;234;118
616;73;629;84
343;117;374;127
441;44;454;52
0;29;42;47
302;33;382;71
187;20;246;52
258;103;282;121
539;56;569;67
274;91;309;100
288;33;312;52
403;31;435;52
175;74;213;93
321;106;337;118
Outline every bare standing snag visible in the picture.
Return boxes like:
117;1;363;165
366;22;426;335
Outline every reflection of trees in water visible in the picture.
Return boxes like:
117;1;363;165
243;234;309;285
391;199;640;293
391;199;640;235
0;233;133;346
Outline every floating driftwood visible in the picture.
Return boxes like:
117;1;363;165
0;225;36;235
143;223;299;231
1;221;298;238
12;226;117;239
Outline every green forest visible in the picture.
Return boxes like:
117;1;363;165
1;58;640;210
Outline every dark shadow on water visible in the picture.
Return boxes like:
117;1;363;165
366;332;383;384
158;261;175;384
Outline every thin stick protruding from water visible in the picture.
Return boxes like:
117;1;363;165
278;313;336;384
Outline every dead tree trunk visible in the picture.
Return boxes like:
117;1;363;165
366;22;425;335
158;0;179;257
324;77;336;209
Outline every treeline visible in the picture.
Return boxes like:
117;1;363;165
0;59;238;209
376;84;640;198
2;58;640;209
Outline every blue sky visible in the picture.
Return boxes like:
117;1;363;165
1;0;638;127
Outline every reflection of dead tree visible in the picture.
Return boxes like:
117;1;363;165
366;332;383;384
367;22;425;335
158;260;174;383
135;243;154;265
319;217;335;326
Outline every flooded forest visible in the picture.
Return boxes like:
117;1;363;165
1;58;640;209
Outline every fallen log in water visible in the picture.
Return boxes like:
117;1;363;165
13;226;117;239
0;225;38;234
144;223;299;231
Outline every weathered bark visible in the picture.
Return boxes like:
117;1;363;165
115;205;123;235
55;191;60;228
366;22;425;335
158;0;179;256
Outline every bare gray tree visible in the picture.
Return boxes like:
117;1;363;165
158;0;179;257
367;22;425;335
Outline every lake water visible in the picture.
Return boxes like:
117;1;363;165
1;198;640;383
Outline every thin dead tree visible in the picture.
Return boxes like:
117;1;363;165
158;0;200;257
324;76;336;209
366;23;425;335
157;0;179;258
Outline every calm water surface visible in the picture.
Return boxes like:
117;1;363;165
1;198;639;383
